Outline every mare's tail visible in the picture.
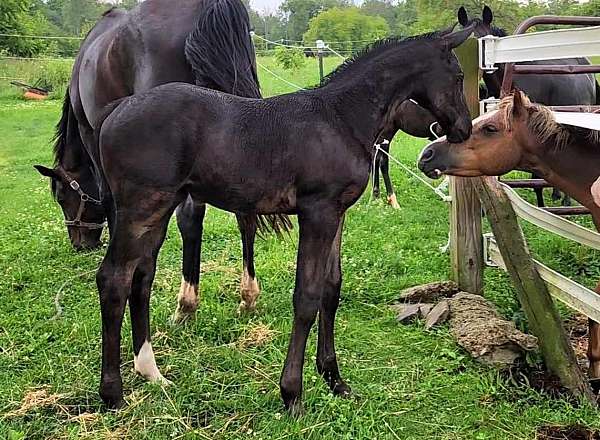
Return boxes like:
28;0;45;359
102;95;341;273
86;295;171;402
185;0;293;237
596;79;600;105
184;0;260;98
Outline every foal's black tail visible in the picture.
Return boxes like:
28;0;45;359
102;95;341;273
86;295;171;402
184;0;261;98
93;98;127;209
596;79;600;105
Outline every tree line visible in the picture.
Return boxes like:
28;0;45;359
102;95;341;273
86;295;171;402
2;0;600;57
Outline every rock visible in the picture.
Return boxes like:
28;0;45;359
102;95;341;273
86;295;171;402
448;292;538;367
399;281;459;304
418;303;433;317
424;300;450;329
392;304;422;323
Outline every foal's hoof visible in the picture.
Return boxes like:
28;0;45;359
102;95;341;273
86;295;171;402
332;380;352;398
99;380;124;410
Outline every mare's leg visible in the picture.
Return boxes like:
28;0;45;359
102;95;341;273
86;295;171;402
380;147;400;209
237;214;260;313
561;193;572;207
173;195;206;322
531;172;545;207
551;187;562;203
316;215;351;396
372;152;381;199
96;193;179;408
280;205;342;414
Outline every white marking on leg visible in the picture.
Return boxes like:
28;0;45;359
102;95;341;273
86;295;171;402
239;268;260;313
134;341;171;385
387;193;400;209
173;277;199;322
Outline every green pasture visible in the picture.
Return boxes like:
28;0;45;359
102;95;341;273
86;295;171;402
1;56;600;439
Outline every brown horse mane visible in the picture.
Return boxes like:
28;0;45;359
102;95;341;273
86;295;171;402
499;92;600;149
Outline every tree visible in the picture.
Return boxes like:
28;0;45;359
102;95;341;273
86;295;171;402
61;0;103;36
303;7;390;52
0;0;57;56
280;0;350;42
361;0;397;33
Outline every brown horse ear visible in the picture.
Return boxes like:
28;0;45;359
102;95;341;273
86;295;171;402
34;165;58;179
482;6;493;25
511;90;526;118
458;6;469;26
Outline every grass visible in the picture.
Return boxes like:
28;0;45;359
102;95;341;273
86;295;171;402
1;56;600;439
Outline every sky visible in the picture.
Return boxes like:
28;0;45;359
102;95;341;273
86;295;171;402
250;0;363;15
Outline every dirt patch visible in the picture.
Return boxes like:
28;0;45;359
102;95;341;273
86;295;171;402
565;314;589;371
5;387;67;417
237;323;277;349
536;425;599;439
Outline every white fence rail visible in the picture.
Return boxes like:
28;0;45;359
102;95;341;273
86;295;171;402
479;25;600;70
485;234;600;322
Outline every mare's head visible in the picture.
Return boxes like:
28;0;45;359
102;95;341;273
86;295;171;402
35;117;105;251
405;28;475;143
457;6;497;38
418;91;594;178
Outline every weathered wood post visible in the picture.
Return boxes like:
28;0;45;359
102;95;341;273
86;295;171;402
450;38;483;294
474;176;595;404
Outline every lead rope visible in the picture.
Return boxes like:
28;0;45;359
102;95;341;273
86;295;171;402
371;134;451;253
372;140;452;203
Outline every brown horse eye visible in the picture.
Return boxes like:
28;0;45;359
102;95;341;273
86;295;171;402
483;125;498;134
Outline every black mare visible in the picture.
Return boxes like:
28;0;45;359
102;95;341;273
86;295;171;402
94;29;474;412
34;0;284;327
459;5;599;207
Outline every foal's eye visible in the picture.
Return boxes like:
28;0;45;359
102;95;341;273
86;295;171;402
482;125;498;134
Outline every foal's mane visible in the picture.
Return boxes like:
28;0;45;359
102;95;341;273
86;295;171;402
499;93;600;149
320;32;441;87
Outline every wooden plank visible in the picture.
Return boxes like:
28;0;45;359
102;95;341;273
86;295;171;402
475;176;595;404
543;206;590;216
450;38;483;294
485;234;600;323
500;179;552;189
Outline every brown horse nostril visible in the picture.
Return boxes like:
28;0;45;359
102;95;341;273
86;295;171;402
422;148;434;162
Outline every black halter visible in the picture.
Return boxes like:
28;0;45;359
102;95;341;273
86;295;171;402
56;168;106;230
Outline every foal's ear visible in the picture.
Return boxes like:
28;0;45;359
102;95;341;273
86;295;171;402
34;165;58;179
457;6;469;27
443;25;473;49
482;6;493;25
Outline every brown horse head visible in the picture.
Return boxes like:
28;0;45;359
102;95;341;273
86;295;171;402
418;91;581;178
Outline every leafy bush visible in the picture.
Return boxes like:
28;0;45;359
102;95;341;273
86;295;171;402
304;7;390;53
274;46;306;70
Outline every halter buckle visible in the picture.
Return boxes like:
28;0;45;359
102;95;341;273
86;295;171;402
70;180;80;191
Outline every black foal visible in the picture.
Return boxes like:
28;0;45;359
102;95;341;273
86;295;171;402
95;28;473;412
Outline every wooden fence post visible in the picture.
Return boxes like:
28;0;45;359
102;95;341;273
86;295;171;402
450;38;483;294
474;176;595;404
